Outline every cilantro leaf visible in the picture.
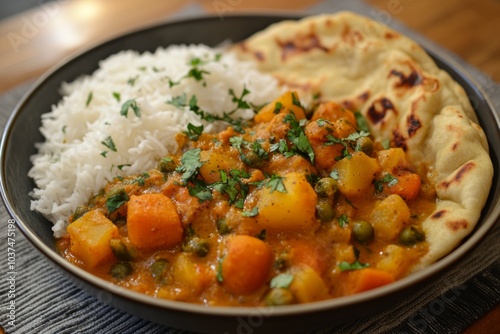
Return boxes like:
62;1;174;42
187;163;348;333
338;260;369;272
85;91;93;107
339;214;349;228
242;206;259;217
101;136;117;152
187;180;213;203
374;174;399;192
184;123;204;141
112;91;121;102
121;99;141;118
283;113;315;164
354;111;370;133
175;148;204;184
270;273;294;289
266;174;286;193
106;189;129;213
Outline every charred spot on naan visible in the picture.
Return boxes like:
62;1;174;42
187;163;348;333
407;113;422;138
275;27;330;61
431;209;447;220
446;220;469;231
367;97;398;125
437;162;476;190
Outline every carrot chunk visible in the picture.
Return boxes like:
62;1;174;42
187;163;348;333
345;268;395;294
127;193;183;250
220;235;273;294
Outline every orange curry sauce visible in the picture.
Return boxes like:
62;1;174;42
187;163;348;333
57;91;435;306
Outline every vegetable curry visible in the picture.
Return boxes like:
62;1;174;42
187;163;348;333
57;91;436;306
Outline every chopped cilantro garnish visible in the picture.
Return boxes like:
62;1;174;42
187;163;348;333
187;179;213;203
112;92;121;102
106;189;129;213
354;111;370;133
120;99;141;118
291;92;302;108
326;130;370;160
184;123;204;141
127;75;139;86
374;174;399;192
217;256;225;283
338;260;369;272
242;206;259;217
266;174;286;193
255;229;266;240
330;170;339;180
101;136;117;152
283;113;315;164
273;101;283;114
175;148;204;185
339;214;349;228
117;164;131;170
85;91;93;107
270;273;294;289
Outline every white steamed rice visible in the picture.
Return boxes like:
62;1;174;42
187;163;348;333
29;44;283;237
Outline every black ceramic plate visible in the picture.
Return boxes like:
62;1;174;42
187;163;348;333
1;14;499;334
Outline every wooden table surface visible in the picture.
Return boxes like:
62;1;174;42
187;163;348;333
0;0;498;332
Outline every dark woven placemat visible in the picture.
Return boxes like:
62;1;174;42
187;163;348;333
0;1;499;333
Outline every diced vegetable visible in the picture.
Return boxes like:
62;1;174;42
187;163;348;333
257;172;318;231
264;288;295;306
199;151;243;183
255;91;306;123
172;253;210;294
127;193;183;249
389;172;421;201
110;261;133;279
371;194;410;241
377;148;411;174
289;266;328;303
220;235;273;294
376;245;407;277
67;210;119;267
344;268;395;294
334;151;380;197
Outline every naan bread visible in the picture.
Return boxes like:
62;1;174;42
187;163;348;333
233;12;493;269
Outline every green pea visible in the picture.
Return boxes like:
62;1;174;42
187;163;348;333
150;258;169;283
264;288;295;306
314;178;338;199
316;200;335;222
182;237;210;257
109;239;131;261
110;261;133;279
352;220;374;243
399;226;425;246
356;136;373;156
216;219;231;235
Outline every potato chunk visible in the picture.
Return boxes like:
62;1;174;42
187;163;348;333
67;210;119;267
256;172;318;232
371;194;410;241
199;150;243;183
289;266;329;303
127;193;183;250
335;151;380;197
